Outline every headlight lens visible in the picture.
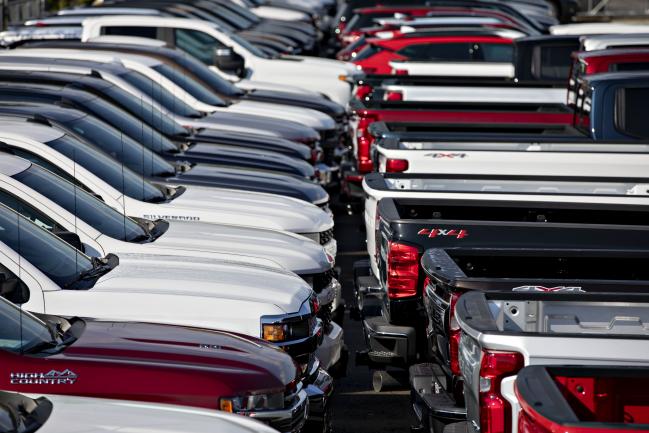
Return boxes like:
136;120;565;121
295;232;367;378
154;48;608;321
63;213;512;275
263;323;288;342
220;391;284;413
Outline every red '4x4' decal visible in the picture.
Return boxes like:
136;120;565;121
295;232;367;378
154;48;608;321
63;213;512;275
418;229;469;239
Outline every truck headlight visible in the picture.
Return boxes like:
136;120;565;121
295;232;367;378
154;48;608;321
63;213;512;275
219;391;284;413
262;323;289;342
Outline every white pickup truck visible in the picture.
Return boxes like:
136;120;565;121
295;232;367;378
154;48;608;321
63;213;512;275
0;153;344;369
373;136;649;176
0;122;337;258
80;16;359;105
456;290;649;433
0;391;280;433
377;83;566;103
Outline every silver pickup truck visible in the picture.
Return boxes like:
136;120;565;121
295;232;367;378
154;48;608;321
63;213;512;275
455;291;649;433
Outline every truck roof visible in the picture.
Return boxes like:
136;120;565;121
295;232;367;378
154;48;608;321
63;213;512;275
581;33;649;52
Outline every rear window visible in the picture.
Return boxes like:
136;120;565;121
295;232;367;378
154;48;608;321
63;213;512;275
396;42;474;61
354;43;382;61
396;42;513;62
102;26;157;39
615;86;649;139
532;44;574;81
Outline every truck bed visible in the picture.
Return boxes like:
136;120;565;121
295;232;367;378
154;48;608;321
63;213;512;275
516;365;649;433
458;291;649;433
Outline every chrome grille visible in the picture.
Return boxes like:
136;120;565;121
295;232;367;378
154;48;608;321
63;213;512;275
319;228;334;246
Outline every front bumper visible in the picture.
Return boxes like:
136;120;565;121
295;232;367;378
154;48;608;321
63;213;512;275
304;359;335;430
410;363;467;433
247;388;309;433
316;320;344;371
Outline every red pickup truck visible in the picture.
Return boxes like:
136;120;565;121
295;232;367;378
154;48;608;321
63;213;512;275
516;365;649;433
352;33;515;75
0;296;309;432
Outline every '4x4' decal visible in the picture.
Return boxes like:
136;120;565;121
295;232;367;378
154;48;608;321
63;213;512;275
418;229;468;239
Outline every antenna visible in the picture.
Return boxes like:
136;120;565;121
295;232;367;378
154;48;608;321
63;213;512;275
17;203;23;355
120;128;127;242
73;146;79;271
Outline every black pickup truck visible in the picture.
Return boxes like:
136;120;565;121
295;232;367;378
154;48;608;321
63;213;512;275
354;172;649;391
411;247;649;433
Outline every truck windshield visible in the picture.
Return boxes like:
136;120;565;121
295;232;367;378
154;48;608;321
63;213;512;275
0;294;53;354
80;96;182;152
118;70;203;118
152;63;227;107
11;164;150;243
61;115;177;177
100;85;190;137
165;52;244;97
0;203;93;288
36;133;167;203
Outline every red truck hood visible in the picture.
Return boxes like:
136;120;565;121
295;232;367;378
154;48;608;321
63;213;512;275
66;319;297;383
2;319;297;409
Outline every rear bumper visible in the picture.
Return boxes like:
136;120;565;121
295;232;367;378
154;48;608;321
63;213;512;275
353;263;417;368
358;314;417;368
410;363;467;433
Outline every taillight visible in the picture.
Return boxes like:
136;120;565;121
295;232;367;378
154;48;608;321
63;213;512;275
448;291;463;376
393;68;409;75
356;114;378;173
384;90;403;101
385;158;408;173
355;84;373;100
479;350;524;433
386;241;420;299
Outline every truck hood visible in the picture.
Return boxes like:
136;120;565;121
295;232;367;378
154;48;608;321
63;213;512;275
192;131;312;160
195;112;320;143
225;100;336;130
61;319;297;385
159;222;331;274
280;55;358;74
159;185;333;233
164;163;326;203
34;393;280;433
93;254;312;313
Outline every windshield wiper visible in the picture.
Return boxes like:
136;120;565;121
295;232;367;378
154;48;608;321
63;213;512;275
64;254;119;289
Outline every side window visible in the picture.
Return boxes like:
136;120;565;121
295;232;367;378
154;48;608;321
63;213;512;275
175;28;226;65
615;87;649;139
611;62;649;72
478;43;514;63
0;263;28;306
0;190;62;233
395;43;474;62
102;26;158;39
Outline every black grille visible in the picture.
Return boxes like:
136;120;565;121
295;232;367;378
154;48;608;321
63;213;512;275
319;228;334;246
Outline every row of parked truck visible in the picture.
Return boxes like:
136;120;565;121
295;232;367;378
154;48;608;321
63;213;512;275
0;0;365;433
336;1;649;433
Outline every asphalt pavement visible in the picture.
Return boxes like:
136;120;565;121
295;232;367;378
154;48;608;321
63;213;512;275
330;203;416;433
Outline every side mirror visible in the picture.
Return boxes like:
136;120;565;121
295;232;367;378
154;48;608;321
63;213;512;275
0;273;30;305
53;230;83;252
213;47;245;78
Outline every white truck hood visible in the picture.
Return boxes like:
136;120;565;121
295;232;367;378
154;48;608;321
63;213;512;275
285;55;358;74
93;254;310;311
246;59;353;105
154;185;333;233
158;221;332;274
35;393;279;433
236;79;324;98
223;100;336;130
